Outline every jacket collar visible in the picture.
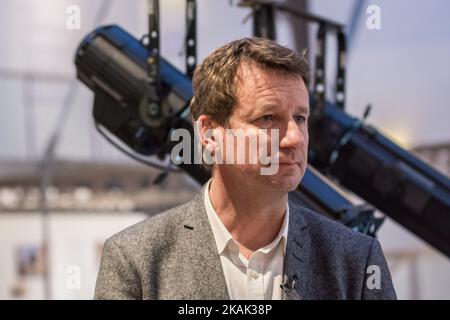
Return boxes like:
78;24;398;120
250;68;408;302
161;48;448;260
181;185;230;299
283;201;310;300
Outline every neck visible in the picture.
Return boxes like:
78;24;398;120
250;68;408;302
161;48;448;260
208;172;287;253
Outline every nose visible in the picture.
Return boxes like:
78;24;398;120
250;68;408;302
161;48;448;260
279;119;306;150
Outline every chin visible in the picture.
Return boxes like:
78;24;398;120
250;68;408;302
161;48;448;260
236;164;305;192
264;174;303;193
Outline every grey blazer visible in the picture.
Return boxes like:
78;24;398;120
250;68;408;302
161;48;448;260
95;185;396;300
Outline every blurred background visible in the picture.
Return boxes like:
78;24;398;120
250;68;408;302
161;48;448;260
0;0;449;299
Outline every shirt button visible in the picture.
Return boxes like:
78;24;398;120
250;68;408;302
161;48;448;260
250;270;259;279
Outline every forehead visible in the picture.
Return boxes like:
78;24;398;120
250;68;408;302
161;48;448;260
233;62;309;112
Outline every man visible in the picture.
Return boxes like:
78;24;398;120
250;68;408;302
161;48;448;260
95;37;396;300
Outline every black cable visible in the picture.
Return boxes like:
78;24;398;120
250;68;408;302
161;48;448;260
95;122;181;173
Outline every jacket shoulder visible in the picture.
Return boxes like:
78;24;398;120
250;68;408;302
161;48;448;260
106;197;196;252
294;205;376;255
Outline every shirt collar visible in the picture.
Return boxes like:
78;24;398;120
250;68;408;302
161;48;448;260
204;179;289;256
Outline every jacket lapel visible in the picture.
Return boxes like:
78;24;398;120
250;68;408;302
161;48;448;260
283;202;310;300
181;187;230;300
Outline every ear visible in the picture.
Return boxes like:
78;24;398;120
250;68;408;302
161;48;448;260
195;115;219;154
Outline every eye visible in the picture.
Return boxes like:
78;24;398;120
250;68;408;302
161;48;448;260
259;114;274;122
294;115;307;124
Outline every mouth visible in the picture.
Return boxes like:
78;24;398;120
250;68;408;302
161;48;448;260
278;162;299;168
272;161;301;168
260;160;302;168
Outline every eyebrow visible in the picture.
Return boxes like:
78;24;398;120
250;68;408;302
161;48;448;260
295;105;310;115
254;104;310;114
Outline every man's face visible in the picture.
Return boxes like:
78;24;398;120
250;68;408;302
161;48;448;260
214;62;309;193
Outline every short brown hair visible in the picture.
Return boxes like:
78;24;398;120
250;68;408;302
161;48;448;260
190;37;310;125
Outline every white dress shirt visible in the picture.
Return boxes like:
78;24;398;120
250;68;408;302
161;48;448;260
204;179;289;300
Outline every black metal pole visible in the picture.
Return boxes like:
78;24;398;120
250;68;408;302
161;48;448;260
185;0;197;77
252;2;276;39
